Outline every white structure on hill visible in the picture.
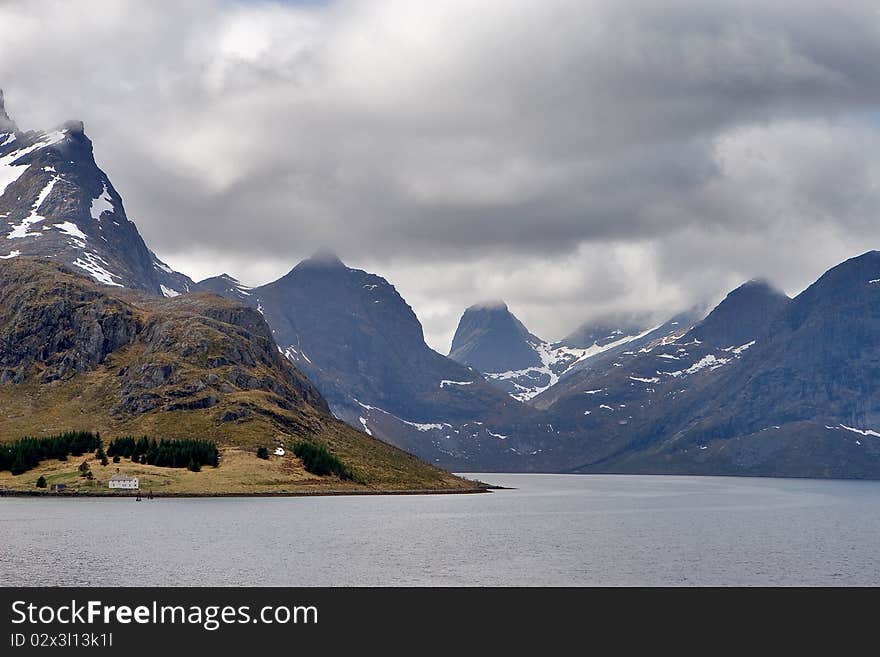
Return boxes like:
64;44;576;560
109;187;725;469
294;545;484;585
108;473;139;490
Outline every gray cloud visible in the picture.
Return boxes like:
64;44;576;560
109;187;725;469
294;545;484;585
2;0;880;350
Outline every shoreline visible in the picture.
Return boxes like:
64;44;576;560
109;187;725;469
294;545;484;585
0;486;502;499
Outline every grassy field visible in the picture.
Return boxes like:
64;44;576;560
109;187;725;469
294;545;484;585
0;446;487;495
0;378;484;492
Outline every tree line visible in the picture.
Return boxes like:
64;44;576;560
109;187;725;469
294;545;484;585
107;436;220;471
0;431;102;475
0;431;220;476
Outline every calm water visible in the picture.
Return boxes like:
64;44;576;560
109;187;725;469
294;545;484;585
2;474;879;586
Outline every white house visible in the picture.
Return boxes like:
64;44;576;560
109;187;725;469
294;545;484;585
274;447;285;456
108;474;139;490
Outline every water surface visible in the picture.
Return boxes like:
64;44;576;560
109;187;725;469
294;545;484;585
2;474;879;586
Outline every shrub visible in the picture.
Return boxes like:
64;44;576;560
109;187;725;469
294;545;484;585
292;441;352;480
256;446;269;460
35;475;47;488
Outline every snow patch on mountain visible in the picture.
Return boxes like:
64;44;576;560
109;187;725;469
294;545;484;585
837;424;880;438
6;177;57;239
282;345;313;365
0;130;68;198
51;221;88;245
484;324;663;401
440;379;473;388
90;184;114;221
72;251;123;287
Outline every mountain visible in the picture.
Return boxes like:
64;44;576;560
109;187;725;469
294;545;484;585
449;301;542;373
197;252;536;466
688;279;791;346
0;90;192;296
593;251;880;478
527;260;880;478
536;280;789;444
191;273;255;302
0;257;477;493
0;91;498;478
448;302;675;402
440;280;786;472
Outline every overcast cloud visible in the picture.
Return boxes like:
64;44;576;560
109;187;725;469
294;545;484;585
2;0;879;350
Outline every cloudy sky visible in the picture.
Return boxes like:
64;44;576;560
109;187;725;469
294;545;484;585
2;0;879;350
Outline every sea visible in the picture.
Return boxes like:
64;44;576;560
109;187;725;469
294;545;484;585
2;473;879;586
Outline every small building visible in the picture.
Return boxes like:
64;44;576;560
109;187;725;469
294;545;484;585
50;483;66;493
108;474;139;490
274;447;285;456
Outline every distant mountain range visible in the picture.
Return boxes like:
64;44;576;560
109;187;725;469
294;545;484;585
2;89;878;479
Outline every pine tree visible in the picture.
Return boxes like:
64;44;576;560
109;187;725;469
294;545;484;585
35;475;47;488
10;454;27;475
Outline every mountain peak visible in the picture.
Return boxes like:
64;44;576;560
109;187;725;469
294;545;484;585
300;248;346;269
61;119;85;135
688;278;789;346
450;301;542;372
469;299;509;312
0;90;193;296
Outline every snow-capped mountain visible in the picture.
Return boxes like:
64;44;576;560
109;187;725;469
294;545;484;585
0;90;192;296
448;301;688;402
